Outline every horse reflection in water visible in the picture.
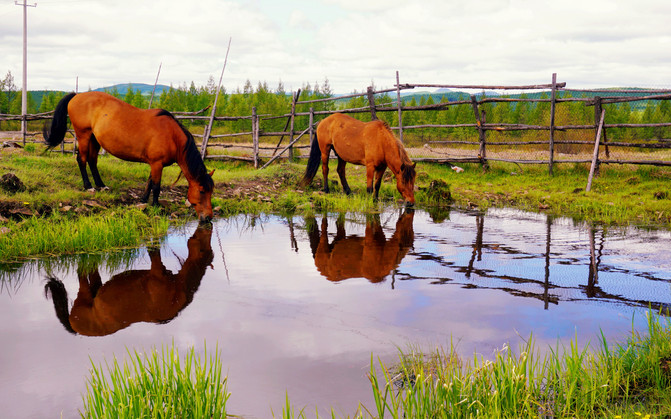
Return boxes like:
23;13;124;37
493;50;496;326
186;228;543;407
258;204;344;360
44;226;213;336
308;210;414;283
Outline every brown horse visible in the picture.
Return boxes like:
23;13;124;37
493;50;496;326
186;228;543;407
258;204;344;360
44;226;213;336
307;210;414;283
299;113;416;206
43;91;214;222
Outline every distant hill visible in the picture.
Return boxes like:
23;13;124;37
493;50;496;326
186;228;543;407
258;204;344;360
94;83;172;96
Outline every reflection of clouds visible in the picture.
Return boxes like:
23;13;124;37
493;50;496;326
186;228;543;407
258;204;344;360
4;209;671;419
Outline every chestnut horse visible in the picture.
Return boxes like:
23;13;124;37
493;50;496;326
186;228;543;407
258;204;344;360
43;91;214;222
44;226;213;336
299;113;416;206
307;210;414;283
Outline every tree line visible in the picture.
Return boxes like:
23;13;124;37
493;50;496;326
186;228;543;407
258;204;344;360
2;69;670;144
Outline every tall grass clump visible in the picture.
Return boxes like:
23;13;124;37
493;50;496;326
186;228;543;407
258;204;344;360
82;344;230;419
366;311;671;418
0;208;170;262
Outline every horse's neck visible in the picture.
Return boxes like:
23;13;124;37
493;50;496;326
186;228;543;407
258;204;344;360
385;137;408;174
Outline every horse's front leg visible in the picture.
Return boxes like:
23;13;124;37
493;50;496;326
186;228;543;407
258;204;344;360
140;164;163;206
373;166;387;200
336;158;352;195
365;165;376;196
140;175;153;203
149;164;163;206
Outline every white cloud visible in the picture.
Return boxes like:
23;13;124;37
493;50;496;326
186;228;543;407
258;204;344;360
0;0;669;93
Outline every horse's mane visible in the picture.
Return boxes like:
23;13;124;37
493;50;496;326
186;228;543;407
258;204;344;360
377;119;416;183
156;109;214;192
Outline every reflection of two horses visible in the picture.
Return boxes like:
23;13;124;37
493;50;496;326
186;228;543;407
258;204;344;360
44;226;213;336
307;210;415;283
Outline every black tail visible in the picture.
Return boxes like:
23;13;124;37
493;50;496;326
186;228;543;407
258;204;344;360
43;92;76;149
44;277;76;335
299;131;322;187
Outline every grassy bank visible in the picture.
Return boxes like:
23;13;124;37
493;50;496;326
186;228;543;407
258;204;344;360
1;147;670;262
82;312;671;418
361;311;671;418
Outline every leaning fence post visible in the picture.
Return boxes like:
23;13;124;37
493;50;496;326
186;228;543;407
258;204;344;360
367;86;378;120
252;106;259;169
586;109;606;192
549;72;557;175
470;95;488;170
594;96;610;159
396;71;404;143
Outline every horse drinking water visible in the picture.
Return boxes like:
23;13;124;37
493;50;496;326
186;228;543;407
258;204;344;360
43;91;215;222
299;113;416;206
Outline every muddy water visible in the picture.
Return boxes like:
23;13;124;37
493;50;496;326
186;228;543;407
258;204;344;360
2;207;671;418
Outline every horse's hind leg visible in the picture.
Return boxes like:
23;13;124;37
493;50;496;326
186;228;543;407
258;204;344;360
336;158;352;195
321;148;331;193
74;130;96;191
76;151;94;191
87;134;108;190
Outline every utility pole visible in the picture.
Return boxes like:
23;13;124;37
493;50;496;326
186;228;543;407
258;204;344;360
15;0;36;144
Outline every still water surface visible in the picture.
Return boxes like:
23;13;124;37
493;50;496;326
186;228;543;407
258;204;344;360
1;207;671;418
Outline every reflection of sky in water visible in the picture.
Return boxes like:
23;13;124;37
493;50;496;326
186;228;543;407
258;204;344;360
1;208;671;419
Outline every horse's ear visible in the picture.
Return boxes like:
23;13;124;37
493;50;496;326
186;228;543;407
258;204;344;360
209;169;215;177
412;162;416;169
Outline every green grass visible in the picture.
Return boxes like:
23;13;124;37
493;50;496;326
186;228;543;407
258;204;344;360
82;343;230;419
1;148;671;261
81;312;671;418
0;207;169;262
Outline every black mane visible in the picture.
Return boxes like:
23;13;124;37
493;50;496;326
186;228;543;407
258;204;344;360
156;109;214;192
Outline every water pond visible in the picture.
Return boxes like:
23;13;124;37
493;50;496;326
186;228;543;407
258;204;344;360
1;207;671;418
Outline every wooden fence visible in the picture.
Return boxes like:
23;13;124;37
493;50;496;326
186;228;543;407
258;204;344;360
3;72;671;179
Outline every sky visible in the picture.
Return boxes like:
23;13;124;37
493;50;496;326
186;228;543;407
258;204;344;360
1;0;670;94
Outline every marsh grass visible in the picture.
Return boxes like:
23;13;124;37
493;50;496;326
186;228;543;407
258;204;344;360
82;344;230;419
363;311;671;419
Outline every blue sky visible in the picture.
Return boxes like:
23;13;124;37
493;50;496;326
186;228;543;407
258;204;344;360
1;0;670;93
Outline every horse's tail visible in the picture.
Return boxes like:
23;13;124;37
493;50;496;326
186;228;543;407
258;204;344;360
44;277;76;335
43;92;76;149
299;130;322;187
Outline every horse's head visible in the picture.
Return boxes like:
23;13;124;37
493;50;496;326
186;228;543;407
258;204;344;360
397;162;417;207
187;169;215;223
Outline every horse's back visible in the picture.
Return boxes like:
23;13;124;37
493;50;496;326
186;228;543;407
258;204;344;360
68;91;179;163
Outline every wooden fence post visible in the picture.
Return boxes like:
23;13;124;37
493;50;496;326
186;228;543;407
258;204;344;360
470;95;488;170
289;90;298;162
309;106;314;148
252;106;259;169
586;109;606;192
367;86;378;120
549;72;557;175
396;71;404;143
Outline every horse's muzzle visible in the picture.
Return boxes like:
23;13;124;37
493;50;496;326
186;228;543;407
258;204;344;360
199;214;213;224
405;200;415;208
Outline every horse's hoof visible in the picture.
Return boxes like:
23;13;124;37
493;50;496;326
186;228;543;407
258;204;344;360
86;188;96;193
99;186;110;191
